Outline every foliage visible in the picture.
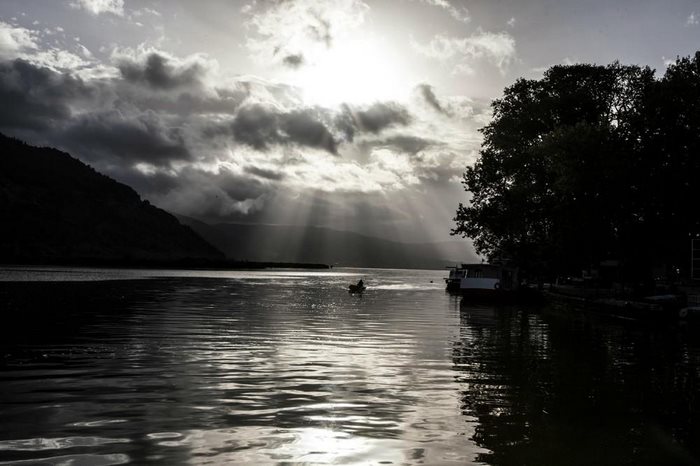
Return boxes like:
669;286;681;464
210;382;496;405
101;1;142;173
453;55;700;280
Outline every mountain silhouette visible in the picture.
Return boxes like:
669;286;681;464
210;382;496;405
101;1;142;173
0;134;223;264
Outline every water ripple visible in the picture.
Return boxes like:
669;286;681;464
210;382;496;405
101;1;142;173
2;268;700;464
0;436;130;451
0;453;129;465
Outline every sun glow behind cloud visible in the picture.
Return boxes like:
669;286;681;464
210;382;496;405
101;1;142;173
245;0;411;107
287;35;409;107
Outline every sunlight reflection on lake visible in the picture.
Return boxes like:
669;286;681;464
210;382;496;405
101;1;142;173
0;267;483;464
1;267;700;465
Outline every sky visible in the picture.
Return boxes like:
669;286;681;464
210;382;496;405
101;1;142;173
1;0;700;245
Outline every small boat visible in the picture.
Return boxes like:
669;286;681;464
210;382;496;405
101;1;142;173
348;284;366;293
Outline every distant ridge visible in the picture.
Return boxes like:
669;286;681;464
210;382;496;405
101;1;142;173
177;216;479;270
0;134;224;264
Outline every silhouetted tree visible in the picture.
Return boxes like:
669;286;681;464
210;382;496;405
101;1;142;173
453;56;700;282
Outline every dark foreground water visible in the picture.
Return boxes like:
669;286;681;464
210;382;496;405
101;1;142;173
0;267;699;465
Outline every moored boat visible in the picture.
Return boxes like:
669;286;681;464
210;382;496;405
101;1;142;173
445;263;519;299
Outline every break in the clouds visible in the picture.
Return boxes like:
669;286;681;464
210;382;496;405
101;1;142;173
344;102;412;135
117;52;206;89
61;110;191;165
416;83;450;116
282;54;305;68
225;104;339;154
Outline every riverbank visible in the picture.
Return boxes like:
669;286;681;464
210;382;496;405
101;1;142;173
544;285;688;320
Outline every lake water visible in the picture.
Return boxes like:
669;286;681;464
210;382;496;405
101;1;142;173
0;266;699;465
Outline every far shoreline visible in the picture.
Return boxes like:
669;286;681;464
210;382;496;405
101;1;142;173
0;259;331;271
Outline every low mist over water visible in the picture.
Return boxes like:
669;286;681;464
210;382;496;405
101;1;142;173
1;268;699;465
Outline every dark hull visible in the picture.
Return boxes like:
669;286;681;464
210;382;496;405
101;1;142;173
445;280;461;292
453;287;542;305
460;288;517;303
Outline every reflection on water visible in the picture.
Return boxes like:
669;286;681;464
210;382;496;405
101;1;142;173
1;268;699;464
456;302;700;466
0;269;477;465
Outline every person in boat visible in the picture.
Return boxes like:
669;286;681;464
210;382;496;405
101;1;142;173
357;279;364;288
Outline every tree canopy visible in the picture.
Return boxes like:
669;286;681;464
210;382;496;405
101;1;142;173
453;53;700;281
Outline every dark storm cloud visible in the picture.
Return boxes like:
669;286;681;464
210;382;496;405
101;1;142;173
337;102;412;140
109;165;183;195
129;87;247;115
333;108;356;141
0;59;92;130
228;104;338;154
417;83;450;116
377;134;436;154
280;109;337;153
61;110;190;164
229;104;279;150
118;52;204;89
111;49;254;117
282;54;304;68
111;164;268;202
355;102;411;133
244;165;285;181
0;58;203;169
215;167;269;200
110;164;274;222
146;166;274;220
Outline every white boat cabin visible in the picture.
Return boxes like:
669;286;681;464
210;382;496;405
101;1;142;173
446;263;518;292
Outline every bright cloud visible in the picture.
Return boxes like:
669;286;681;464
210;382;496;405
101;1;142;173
243;0;412;106
30;48;92;71
245;0;369;67
0;21;98;73
412;30;516;74
418;0;470;23
662;56;676;67
0;21;38;59
70;0;125;16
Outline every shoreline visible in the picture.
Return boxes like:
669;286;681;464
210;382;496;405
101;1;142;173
0;259;331;270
